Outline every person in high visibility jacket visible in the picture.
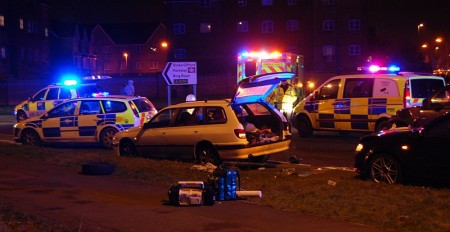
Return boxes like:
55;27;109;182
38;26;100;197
267;80;298;112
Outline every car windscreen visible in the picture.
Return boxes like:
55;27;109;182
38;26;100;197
131;98;155;112
410;79;445;98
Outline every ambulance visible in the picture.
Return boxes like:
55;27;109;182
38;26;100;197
291;67;446;137
237;51;305;114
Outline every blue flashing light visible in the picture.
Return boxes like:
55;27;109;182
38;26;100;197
61;74;80;87
388;65;400;72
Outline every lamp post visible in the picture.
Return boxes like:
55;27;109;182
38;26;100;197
123;52;128;73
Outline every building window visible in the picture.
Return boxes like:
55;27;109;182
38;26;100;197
149;61;159;69
287;0;297;5
237;21;248;32
200;23;212;33
174;49;186;59
262;0;273;6
349;45;361;56
322;20;335;31
348;19;361;31
0;15;4;27
262;20;274;33
287;20;299;31
322;0;335;5
238;0;247;7
19;18;24;30
136;61;142;70
174;23;186;34
1;46;6;59
199;0;211;8
44;27;48;37
322;45;335;62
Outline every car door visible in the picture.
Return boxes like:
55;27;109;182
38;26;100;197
421;115;450;179
164;107;202;159
76;100;103;141
41;101;78;141
134;108;173;156
312;79;341;130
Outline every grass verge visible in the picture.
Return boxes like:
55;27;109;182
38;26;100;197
1;143;450;232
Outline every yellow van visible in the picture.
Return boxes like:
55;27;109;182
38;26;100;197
291;72;446;136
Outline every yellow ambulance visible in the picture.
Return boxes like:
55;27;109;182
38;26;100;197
291;72;446;136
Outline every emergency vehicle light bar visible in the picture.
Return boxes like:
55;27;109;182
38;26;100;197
238;51;282;60
357;65;400;73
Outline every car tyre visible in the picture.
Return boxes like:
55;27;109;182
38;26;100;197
81;162;115;175
16;110;28;122
119;139;138;157
196;144;222;165
297;116;313;137
100;127;118;149
369;154;402;184
20;129;41;146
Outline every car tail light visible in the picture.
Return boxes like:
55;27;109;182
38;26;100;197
234;129;246;139
404;80;410;108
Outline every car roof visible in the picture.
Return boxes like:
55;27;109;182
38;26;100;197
330;72;443;80
164;99;231;109
64;95;149;101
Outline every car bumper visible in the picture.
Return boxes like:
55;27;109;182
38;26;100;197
217;139;291;160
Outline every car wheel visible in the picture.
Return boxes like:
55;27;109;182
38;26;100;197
16;110;27;122
249;155;269;163
100;127;118;149
119;139;138;157
20;129;41;146
369;154;402;184
297;116;313;137
195;144;222;165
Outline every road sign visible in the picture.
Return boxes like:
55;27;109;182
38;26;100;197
162;62;197;85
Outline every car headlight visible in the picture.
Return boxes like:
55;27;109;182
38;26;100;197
355;143;364;152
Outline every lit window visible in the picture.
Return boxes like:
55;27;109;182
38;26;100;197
44;27;48;37
174;23;186;34
288;0;297;5
238;0;247;7
200;23;212;33
262;0;273;6
322;45;335;62
349;19;360;31
262;20;273;33
287;20;299;31
323;20;335;31
19;18;24;30
349;45;361;56
199;0;211;8
174;49;186;59
0;15;4;27
237;21;248;32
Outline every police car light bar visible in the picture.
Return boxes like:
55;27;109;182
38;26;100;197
82;75;113;80
357;65;400;73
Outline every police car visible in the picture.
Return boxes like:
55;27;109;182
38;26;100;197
14;77;110;122
291;67;446;137
14;95;157;149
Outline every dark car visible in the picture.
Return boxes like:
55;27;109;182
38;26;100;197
388;85;450;128
354;113;450;184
